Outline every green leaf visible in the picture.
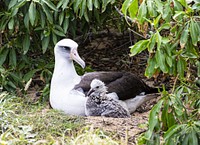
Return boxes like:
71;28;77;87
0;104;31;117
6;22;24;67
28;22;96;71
174;0;183;11
158;23;171;32
177;57;186;78
194;121;200;127
52;28;65;37
102;0;115;12
197;61;200;77
0;49;9;66
59;11;64;25
162;37;170;44
156;49;168;73
182;133;190;145
84;10;89;22
7;81;17;89
155;0;163;14
61;0;69;10
130;39;149;56
87;0;93;11
153;14;161;28
122;0;133;19
166;56;173;67
42;0;57;11
156;31;162;50
80;0;86;18
57;0;63;9
52;33;57;45
188;130;198;145
145;56;157;77
166;108;176;129
55;25;64;32
137;1;147;24
8;0;17;9
177;0;187;7
29;2;36;26
163;2;171;22
23;70;37;82
164;124;185;140
42;3;53;23
24;13;30;29
147;0;157;17
39;9;46;28
11;8;19;17
128;0;138;19
9;72;22;83
148;34;156;52
145;100;164;139
42;36;50;53
94;0;100;9
180;25;189;48
74;0;82;13
23;34;30;54
190;19;198;46
14;0;27;9
8;18;14;30
9;48;17;67
63;18;69;33
0;16;9;31
173;11;185;20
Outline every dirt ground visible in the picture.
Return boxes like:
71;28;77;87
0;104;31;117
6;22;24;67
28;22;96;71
84;97;160;145
76;32;164;144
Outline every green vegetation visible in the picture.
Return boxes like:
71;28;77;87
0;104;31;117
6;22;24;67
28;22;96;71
0;92;118;144
122;0;200;144
1;0;200;144
0;0;120;93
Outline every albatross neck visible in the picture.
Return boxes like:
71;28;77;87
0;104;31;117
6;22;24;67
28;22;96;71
52;56;81;90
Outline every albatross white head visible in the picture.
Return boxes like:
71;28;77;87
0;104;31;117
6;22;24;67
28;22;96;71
50;39;86;116
87;79;108;96
54;39;85;68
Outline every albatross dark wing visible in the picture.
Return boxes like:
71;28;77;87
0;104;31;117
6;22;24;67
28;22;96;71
74;71;158;100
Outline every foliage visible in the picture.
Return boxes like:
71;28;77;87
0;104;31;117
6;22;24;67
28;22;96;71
122;0;200;78
0;0;120;94
0;92;119;144
121;0;200;144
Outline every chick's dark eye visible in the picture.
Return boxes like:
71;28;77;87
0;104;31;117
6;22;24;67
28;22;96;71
96;86;99;89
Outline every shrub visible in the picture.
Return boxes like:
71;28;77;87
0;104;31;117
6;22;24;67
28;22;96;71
121;0;200;144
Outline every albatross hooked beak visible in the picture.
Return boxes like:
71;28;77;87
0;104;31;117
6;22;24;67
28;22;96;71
70;49;85;68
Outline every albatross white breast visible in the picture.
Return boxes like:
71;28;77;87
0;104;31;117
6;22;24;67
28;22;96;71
85;79;130;118
50;39;87;115
50;38;159;116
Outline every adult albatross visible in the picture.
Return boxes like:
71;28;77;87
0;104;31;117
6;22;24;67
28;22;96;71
50;39;159;116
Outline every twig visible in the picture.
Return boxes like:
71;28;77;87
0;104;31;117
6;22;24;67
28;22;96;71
114;6;147;39
114;6;136;24
128;28;147;39
172;75;179;94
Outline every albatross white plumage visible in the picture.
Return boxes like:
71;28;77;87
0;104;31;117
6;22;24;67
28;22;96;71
50;39;87;115
50;39;159;116
85;79;130;118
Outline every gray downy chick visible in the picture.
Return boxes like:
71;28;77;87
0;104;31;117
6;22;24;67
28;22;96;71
85;79;130;118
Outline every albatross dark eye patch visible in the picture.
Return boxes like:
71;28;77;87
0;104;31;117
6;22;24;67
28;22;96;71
63;46;71;50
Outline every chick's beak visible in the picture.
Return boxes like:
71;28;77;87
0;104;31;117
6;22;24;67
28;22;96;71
87;88;95;96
